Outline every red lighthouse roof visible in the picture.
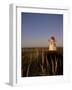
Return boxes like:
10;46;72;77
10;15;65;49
50;36;56;41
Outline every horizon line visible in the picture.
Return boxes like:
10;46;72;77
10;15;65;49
22;46;63;48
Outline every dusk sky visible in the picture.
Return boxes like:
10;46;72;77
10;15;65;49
21;12;63;47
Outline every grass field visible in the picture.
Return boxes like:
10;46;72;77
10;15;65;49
21;47;63;77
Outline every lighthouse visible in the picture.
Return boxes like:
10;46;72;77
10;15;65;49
48;36;57;51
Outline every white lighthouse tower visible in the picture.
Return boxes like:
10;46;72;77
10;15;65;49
48;36;57;51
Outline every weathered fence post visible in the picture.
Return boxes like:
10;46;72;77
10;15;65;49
26;54;32;77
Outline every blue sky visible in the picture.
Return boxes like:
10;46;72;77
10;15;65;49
21;12;63;47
